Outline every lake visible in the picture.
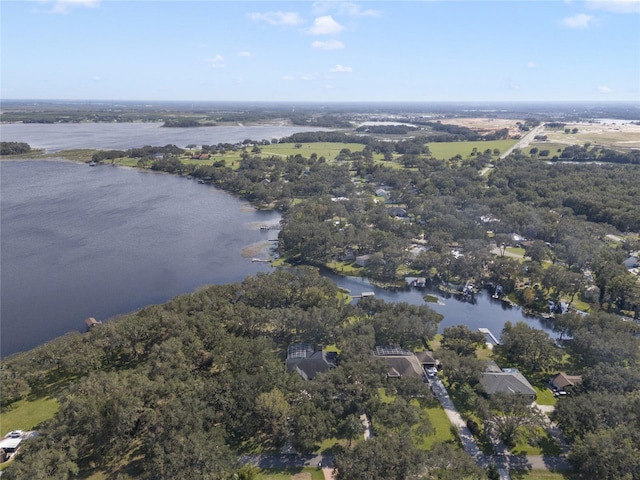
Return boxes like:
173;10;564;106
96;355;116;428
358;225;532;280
0;122;328;152
1;122;557;356
1;160;280;356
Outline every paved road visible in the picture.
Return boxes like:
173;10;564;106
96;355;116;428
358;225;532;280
240;453;334;470
500;124;545;159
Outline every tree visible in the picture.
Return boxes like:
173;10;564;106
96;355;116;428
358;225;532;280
437;349;484;389
333;432;424;480
498;321;562;372
441;325;486;356
568;426;640;480
340;414;365;447
480;393;546;448
423;442;489;480
255;388;291;447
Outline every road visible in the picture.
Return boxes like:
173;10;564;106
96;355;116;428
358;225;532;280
500;124;545;159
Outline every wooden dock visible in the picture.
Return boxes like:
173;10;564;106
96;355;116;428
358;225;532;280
478;327;501;345
352;291;375;299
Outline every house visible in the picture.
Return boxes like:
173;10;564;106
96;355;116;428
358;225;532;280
480;364;536;400
84;317;102;331
549;372;582;392
373;346;425;379
405;276;427;288
387;207;408;218
286;344;337;381
375;188;389;198
355;254;372;267
414;350;440;370
623;256;639;269
0;437;22;461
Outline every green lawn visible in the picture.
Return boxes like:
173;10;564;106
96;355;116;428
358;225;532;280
0;396;59;433
260;142;367;160
257;467;325;480
427;140;517;160
535;387;557;406
377;389;455;449
510;470;578;480
511;427;562;456
505;247;526;257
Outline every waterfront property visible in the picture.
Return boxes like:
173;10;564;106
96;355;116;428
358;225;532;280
286;344;337;380
480;361;536;400
374;346;439;380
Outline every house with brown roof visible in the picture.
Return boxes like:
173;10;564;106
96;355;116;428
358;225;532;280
550;372;582;392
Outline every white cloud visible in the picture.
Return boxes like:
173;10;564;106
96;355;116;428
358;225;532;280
562;13;595;28
312;1;381;17
282;75;295;81
204;54;225;67
330;64;352;73
597;85;613;93
92;76;101;81
46;0;100;14
311;39;345;50
247;11;303;26
527;61;537;68
301;73;319;81
238;51;252;57
308;16;344;35
586;0;640;13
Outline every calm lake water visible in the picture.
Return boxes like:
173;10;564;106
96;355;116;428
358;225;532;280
1;123;556;357
0;122;327;152
1;160;280;356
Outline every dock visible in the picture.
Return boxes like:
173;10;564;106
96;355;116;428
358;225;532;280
478;327;501;345
260;225;281;231
353;291;375;299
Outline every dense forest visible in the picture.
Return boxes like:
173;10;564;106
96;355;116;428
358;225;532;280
2;268;639;479
1;268;459;479
133;138;640;318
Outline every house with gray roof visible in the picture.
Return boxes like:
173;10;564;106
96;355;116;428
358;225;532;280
480;366;536;400
286;343;337;381
373;346;426;379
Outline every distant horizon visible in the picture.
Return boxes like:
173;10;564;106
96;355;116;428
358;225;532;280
3;98;639;107
2;1;639;103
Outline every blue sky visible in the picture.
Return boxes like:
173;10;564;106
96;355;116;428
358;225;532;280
1;0;639;102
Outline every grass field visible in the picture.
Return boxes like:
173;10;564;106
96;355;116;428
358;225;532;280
427;139;517;160
377;388;455;449
534;387;557;406
510;470;578;480
257;467;325;480
0;396;59;434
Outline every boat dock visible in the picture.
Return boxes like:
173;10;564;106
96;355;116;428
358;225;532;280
352;291;375;299
260;225;281;231
478;327;501;345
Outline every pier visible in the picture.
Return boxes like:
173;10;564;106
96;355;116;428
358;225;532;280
352;292;375;299
478;327;501;345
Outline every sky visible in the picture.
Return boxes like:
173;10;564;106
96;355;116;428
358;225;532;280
1;0;639;102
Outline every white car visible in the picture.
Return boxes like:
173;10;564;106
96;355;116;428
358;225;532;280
426;367;438;377
7;430;23;438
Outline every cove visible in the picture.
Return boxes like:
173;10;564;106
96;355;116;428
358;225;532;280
320;271;558;338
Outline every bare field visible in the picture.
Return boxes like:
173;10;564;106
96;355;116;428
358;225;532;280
439;117;523;137
542;121;640;150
